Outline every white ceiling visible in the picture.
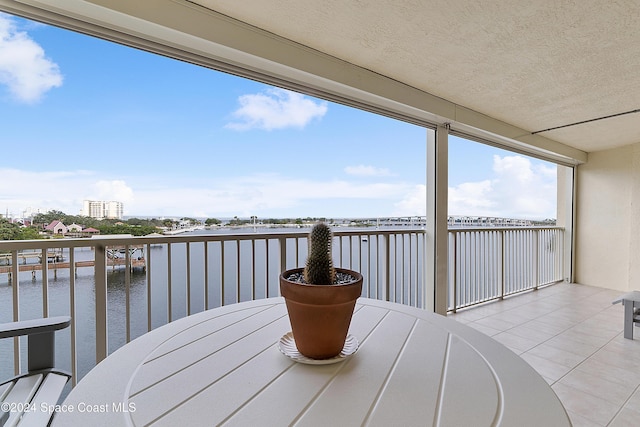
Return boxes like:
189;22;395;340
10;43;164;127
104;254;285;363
189;0;640;153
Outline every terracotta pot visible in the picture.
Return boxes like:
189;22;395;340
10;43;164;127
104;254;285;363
280;267;363;359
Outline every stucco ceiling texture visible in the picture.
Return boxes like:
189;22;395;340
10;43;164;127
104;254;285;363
192;0;640;153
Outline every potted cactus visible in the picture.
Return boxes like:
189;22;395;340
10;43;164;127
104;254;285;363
279;222;363;359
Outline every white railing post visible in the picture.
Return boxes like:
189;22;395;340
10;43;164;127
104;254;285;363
204;242;209;309
384;234;391;302
167;244;172;322
220;241;226;305
186;242;191;315
500;230;506;300
146;243;152;332
69;248;78;386
236;241;241;303
532;230;542;291
451;232;457;312
94;243;108;363
11;251;20;375
41;249;48;318
279;237;287;273
125;245;131;343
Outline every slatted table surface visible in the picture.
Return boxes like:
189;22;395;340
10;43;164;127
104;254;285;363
55;298;570;426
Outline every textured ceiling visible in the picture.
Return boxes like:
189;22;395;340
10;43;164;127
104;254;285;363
191;0;640;153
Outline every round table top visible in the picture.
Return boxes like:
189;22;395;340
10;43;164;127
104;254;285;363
55;297;570;426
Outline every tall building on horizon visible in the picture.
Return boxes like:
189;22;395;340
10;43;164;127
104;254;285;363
82;200;124;220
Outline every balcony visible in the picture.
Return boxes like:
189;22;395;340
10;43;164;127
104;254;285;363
0;226;557;370
0;226;637;424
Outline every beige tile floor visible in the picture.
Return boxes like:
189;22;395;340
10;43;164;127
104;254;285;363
448;282;640;427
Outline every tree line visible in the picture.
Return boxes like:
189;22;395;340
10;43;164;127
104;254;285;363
0;211;212;241
1;211;339;241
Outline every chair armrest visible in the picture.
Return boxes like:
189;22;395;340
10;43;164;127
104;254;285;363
0;316;70;373
0;316;70;340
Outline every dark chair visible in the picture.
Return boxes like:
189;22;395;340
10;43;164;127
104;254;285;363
0;316;71;426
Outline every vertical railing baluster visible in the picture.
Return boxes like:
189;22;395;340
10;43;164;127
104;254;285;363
534;230;539;290
451;233;457;312
501;230;506;300
204;242;209;310
11;251;20;376
251;239;256;301
236;241;241;304
146;243;152;332
265;239;271;298
167;244;172;321
400;233;405;304
482;231;487;301
517;230;522;292
459;232;464;308
464;232;470;306
366;234;371;299
473;232;478;303
41;248;49;318
384;234;391;302
125;245;131;343
409;233;414;307
279;237;287;274
69;248;77;385
186;242;192;315
221;241;226;306
95;244;107;362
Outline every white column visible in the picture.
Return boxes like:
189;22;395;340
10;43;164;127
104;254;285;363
426;125;448;314
556;165;575;283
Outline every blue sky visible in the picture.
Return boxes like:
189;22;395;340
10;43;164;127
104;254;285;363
0;13;557;220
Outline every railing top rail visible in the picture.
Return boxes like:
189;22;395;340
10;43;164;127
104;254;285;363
447;226;564;233
0;228;427;251
0;226;569;251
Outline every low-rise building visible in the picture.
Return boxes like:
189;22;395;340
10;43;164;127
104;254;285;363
44;220;67;235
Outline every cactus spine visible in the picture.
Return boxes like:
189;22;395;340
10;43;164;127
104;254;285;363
303;222;336;285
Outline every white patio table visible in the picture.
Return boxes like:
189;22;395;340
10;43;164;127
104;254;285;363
54;298;570;426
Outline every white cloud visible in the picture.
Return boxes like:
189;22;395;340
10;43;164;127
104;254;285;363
0;14;63;103
449;155;557;219
449;180;495;213
2;155;556;220
344;165;392;177
393;185;426;216
2;167;418;219
101;172;421;218
0;168;94;216
92;180;134;203
226;88;327;130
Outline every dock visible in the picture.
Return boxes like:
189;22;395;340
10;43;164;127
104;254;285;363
0;250;63;265
0;258;146;281
0;258;146;280
0;246;146;281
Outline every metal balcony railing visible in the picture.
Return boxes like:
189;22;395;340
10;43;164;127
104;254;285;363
447;227;565;312
0;228;426;386
0;226;563;388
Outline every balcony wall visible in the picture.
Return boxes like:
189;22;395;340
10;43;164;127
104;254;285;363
575;142;640;291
